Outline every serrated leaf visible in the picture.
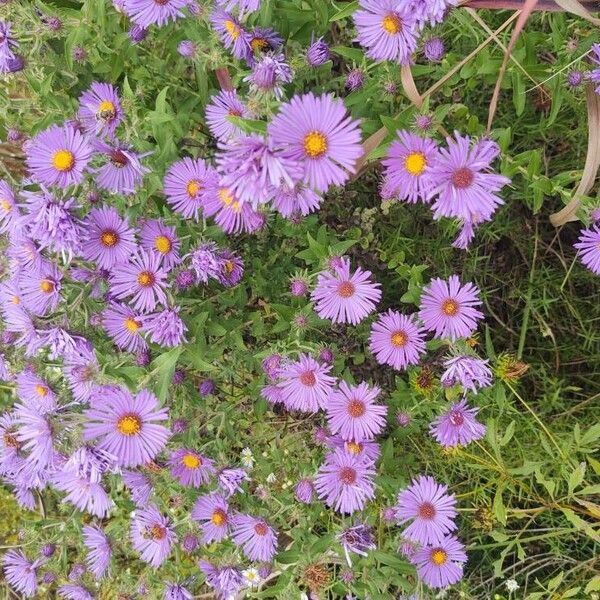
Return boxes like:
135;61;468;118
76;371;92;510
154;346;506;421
567;462;586;495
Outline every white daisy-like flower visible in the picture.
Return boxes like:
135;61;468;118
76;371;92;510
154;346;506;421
241;447;255;469
505;579;520;593
242;567;262;588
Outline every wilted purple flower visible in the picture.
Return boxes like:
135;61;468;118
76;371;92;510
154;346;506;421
58;584;95;600
423;37;445;62
93;138;150;195
63;342;99;402
396;475;457;545
217;467;248;497
311;257;381;325
216;249;244;286
574;224;600;275
0;21;19;75
77;82;123;137
192;492;231;542
441;355;492;393
396;411;411;427
178;40;197;57
211;9;252;62
369;310;427;370
232;513;278;561
142;306;187;347
41;543;56;558
175;269;196;290
2;549;41;598
587;43;600;94
82;525;111;580
295;478;314;504
345;69;365;91
171;368;185;385
268;93;363;192
164;583;193;600
68;563;86;582
199;561;244;600
565;70;583;88
199;379;215;396
73;46;87;63
122;469;153;507
245;52;294;99
353;0;418;64
205;90;250;142
42;571;57;584
83;387;169;467
306;35;330;66
181;533;199;554
128;24;148;43
122;0;188;28
25;124;92;188
430;398;486;448
411;534;466;589
171;418;187;434
109;251;169;313
168;448;216;487
337;522;376;566
217;0;261;14
130;504;177;568
411;0;458;28
419;275;484;340
272;182;322;218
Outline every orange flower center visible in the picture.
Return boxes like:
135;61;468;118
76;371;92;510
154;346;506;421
211;509;227;526
150;524;167;540
337;281;355;298
339;466;357;485
97;100;116;120
117;414;141;436
186;179;201;198
431;548;448;566
451;167;474;189
299;370;316;386
254;522;268;536
0;199;11;212
391;331;408;347
419;501;436;520
404;152;427;176
3;432;19;448
303;131;328;158
251;38;268;52
100;230;118;247
347;399;366;418
40;279;55;293
224;20;240;40
442;299;459;316
124;318;140;332
35;384;48;397
346;441;362;455
137;271;155;287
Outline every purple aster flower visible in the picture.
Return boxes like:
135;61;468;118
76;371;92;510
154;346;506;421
326;381;387;442
326;435;381;465
574;224;600;275
307;35;330;66
128;24;148;43
295;478;314;504
2;549;41;598
423;37;445;62
77;82;123;137
130;504;176;568
177;40;197;57
382;131;439;203
248;26;283;54
139;219;181;270
587;43;600;94
192;492;231;542
430;398;486;448
122;469;153;506
142;306;187;347
21;188;82;255
102;302;147;353
63;341;99;402
311;257;381;325
53;467;112;518
199;561;244;600
83;387;170;467
6;54;25;73
418;275;484;340
211;9;252;61
262;353;282;379
199;378;215;396
216;249;245;286
19;262;62;317
122;0;188;27
205;90;250;142
566;70;584;88
165;583;193;600
277;353;336;413
315;449;376;514
189;241;220;283
345;68;365;91
92;138;150;195
396;474;457;545
202;183;263;234
411;534;466;589
353;0;418;64
109;251;169;313
369;310;427;370
337;522;376;566
164;157;218;220
175;268;195;290
231;513;278;561
82;525;111;580
0;178;19;234
268;93;363;192
245;52;294;99
217;467;249;497
181;533;199;553
0;21;19;74
15;369;57;410
428;133;510;228
58;584;94;600
273;182;322;218
410;0;458;27
25;124;92;188
168;448;216;487
216;134;302;206
441;355;492;393
82;206;137;269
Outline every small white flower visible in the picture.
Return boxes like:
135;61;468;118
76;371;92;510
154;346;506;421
505;579;519;593
242;567;261;588
266;472;277;484
241;447;255;469
435;591;448;600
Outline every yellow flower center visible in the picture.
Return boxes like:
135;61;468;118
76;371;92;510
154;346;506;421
124;318;140;332
181;453;201;469
382;14;401;34
52;149;75;172
251;38;268;52
442;299;459;316
346;441;362;455
154;235;171;254
97;100;116;120
35;384;48;397
186;179;200;198
224;20;240;40
391;331;408;347
224;260;234;274
404;152;427;176
11;295;20;305
40;279;55;294
117;414;141;436
150;524;166;540
100;230;118;247
0;199;11;212
218;187;234;206
137;271;155;287
431;548;448;566
303;131;328;158
211;509;227;526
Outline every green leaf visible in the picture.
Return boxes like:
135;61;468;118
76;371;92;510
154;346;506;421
330;1;358;22
226;115;268;135
567;462;586;496
151;346;183;402
585;575;600;594
493;486;507;526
